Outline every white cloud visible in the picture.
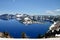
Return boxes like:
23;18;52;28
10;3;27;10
46;10;54;14
45;9;60;15
55;9;60;11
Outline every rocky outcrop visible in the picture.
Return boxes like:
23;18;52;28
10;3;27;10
0;32;12;38
21;32;28;38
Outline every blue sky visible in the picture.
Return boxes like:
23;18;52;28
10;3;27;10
0;0;60;15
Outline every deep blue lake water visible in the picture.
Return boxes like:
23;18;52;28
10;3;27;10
0;19;52;38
